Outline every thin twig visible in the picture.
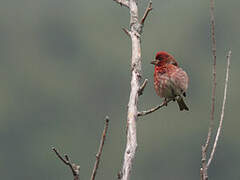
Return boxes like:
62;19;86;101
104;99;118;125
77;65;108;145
207;50;231;167
113;0;129;8
204;0;217;151
90;116;110;180
138;79;148;96
122;27;131;37
138;99;172;117
140;0;153;25
201;0;217;179
200;146;208;180
52;147;80;180
52;147;69;165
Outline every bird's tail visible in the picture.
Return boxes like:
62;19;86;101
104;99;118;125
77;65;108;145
177;96;189;111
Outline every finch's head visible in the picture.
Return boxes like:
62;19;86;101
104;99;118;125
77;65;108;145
151;51;178;66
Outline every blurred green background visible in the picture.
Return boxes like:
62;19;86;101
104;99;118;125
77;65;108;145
0;0;239;179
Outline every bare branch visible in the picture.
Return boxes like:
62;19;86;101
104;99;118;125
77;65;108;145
91;116;110;180
207;50;231;167
122;27;131;37
204;0;217;151
138;79;148;96
201;0;217;179
113;0;129;8
52;147;69;165
138;99;172;117
140;0;153;25
114;0;153;179
52;147;80;180
119;0;142;179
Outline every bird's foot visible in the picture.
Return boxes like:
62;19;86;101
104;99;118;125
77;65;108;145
163;98;168;106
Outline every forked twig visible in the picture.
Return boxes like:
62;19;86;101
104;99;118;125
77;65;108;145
52;147;80;180
140;1;153;25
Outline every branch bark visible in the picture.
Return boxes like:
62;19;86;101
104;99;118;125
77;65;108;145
114;0;152;180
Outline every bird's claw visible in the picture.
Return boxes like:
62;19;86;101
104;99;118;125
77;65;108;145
163;99;168;106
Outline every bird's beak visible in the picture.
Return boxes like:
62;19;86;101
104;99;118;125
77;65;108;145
150;60;157;65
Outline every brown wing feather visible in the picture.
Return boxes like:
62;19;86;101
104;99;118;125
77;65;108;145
168;65;188;94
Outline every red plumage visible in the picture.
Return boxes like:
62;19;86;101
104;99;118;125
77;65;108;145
151;51;189;111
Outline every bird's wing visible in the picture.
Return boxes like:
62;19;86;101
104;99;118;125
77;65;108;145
169;65;189;93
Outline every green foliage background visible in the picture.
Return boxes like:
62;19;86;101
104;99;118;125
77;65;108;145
0;0;239;179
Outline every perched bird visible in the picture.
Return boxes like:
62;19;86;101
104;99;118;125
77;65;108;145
151;51;189;111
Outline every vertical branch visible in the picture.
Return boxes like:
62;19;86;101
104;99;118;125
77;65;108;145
114;1;152;180
205;0;217;152
201;0;232;179
207;51;231;167
91;116;110;180
121;1;141;179
201;0;217;179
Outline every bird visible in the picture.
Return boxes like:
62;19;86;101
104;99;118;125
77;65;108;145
151;51;189;111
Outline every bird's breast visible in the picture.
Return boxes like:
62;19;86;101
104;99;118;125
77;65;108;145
154;71;173;98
